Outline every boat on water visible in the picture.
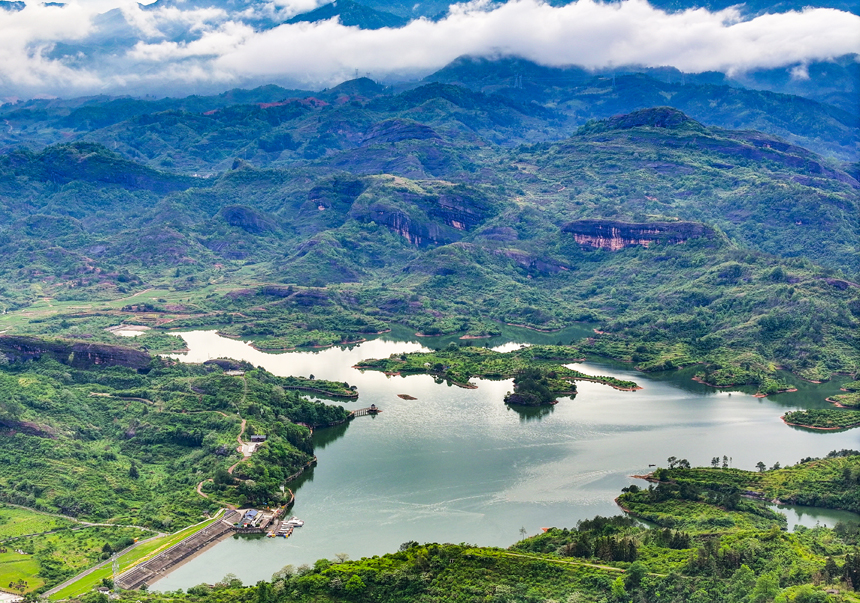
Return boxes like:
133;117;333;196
284;516;304;527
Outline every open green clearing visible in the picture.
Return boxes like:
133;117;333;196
0;505;73;540
0;522;148;595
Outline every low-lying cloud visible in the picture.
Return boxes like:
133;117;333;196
1;0;858;99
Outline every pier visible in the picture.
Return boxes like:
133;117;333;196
350;405;380;417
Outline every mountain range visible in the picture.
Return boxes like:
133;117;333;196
0;53;857;389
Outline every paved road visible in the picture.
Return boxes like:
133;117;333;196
43;535;162;597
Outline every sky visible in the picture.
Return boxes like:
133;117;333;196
0;0;858;99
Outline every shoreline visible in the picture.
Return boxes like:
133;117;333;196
753;388;797;398
283;385;358;399
355;366;636;392
691;375;798;397
781;415;860;431
824;390;860;410
572;377;642;391
505;323;563;333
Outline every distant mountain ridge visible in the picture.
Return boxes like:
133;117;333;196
287;0;408;29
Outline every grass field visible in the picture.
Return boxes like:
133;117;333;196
0;506;156;595
0;505;72;540
0;550;45;593
49;513;224;600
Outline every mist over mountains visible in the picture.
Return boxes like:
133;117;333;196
0;0;858;99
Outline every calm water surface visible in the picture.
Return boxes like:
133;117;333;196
153;329;859;589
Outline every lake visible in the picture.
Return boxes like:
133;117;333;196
153;328;859;589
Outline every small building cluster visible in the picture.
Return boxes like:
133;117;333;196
239;508;267;529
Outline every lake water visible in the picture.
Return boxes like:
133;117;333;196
153;328;859;590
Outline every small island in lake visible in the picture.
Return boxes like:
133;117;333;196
782;408;860;431
504;368;568;406
355;344;639;403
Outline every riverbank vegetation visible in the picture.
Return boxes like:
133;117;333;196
504;367;564;406
645;451;860;513
831;394;860;409
280;376;358;399
831;382;860;408
355;344;638;394
67;453;860;603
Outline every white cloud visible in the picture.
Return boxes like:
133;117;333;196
0;2;101;90
211;0;860;83
1;0;859;97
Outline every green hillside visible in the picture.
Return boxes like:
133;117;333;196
0;102;858;388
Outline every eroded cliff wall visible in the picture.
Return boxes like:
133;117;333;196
562;219;714;251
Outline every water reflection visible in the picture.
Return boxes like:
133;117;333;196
769;503;860;531
506;402;558;422
313;422;350;450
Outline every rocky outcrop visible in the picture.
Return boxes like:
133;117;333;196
350;184;497;246
563;219;714;251
0;335;151;370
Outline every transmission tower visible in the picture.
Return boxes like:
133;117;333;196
112;554;120;588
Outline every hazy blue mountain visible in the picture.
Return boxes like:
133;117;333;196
425;56;859;160
287;0;409;28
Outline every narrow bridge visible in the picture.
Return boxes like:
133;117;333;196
350;406;380;417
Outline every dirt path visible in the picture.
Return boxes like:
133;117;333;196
500;551;665;576
194;375;250;503
196;480;210;498
0;502;160;534
194;480;237;511
112;287;155;304
236;418;247;450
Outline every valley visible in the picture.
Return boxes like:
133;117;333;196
0;30;857;602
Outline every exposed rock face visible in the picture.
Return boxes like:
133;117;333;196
351;186;496;246
563;219;713;251
0;335;151;370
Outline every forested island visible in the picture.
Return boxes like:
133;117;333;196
783;409;860;431
354;344;639;402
